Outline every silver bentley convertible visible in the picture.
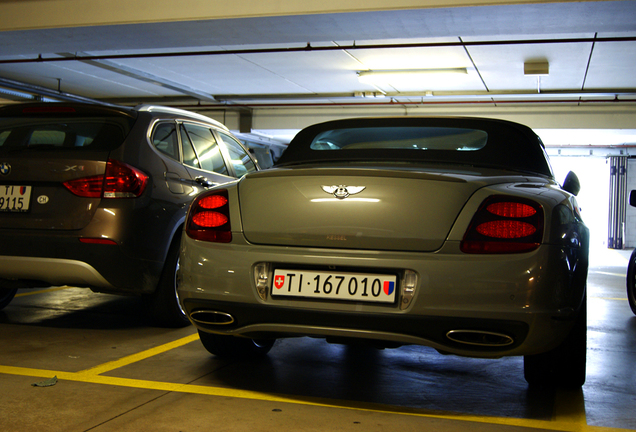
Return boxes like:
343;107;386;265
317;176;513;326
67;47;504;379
177;117;589;387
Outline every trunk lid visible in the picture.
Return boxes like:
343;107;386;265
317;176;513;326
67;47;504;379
239;167;487;252
0;151;108;230
0;104;136;231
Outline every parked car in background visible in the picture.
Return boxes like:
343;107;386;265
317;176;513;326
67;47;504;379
0;102;258;327
626;191;636;315
178;116;589;387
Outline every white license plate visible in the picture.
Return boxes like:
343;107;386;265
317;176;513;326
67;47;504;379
0;185;31;212
272;269;397;303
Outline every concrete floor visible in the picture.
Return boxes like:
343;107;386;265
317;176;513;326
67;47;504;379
1;248;634;432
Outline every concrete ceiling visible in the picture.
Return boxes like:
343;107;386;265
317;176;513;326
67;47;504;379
0;0;635;147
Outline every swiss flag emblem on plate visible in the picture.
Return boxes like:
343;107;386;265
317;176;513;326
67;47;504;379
274;275;285;289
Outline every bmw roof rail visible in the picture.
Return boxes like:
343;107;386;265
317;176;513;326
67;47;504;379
134;105;229;131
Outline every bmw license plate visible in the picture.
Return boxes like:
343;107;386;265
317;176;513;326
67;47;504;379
272;269;397;303
0;185;32;212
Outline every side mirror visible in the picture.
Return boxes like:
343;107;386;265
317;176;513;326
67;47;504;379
562;171;580;196
630;190;636;207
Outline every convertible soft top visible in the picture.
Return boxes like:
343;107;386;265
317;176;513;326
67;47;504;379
276;117;553;177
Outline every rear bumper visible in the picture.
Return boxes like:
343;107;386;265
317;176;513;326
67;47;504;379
183;298;531;356
178;234;588;358
0;255;114;289
0;230;163;294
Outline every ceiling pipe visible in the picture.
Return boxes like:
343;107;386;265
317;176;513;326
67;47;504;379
172;97;636;110
212;90;636;102
1;36;635;65
0;77;117;105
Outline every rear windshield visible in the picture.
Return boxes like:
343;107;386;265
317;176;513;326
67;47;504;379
277;118;553;177
310;127;488;151
0;117;131;151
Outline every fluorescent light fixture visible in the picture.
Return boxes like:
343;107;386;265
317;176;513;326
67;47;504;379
358;68;468;85
353;91;386;98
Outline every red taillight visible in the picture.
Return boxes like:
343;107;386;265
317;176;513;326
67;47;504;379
186;190;232;243
461;196;543;254
476;220;537;238
63;175;103;198
63;159;148;198
79;238;118;245
192;211;228;228
486;202;537;218
103;160;148;198
198;195;228;209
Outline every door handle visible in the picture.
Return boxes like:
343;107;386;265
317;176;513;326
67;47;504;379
194;176;217;188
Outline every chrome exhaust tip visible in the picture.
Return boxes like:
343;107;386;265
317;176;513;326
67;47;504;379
190;310;235;325
446;330;514;347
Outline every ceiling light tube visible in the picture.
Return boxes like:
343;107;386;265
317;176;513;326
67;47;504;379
358;68;468;84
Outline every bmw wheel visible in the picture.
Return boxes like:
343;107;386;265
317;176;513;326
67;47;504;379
626;249;636;315
148;231;191;328
198;330;275;358
524;295;587;388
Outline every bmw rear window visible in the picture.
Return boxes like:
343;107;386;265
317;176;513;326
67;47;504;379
0;118;130;151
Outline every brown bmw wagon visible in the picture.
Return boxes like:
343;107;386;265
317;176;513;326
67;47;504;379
0;102;258;327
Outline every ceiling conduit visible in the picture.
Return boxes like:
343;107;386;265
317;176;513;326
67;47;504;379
1;36;635;65
1;36;635;107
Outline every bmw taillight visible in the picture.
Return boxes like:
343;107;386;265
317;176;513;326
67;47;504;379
102;160;148;198
185;190;232;243
460;196;543;254
63;159;148;198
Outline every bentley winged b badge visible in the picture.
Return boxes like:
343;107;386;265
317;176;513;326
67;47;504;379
321;185;366;199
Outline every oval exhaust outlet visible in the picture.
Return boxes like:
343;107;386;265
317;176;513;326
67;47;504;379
446;330;514;347
190;310;235;325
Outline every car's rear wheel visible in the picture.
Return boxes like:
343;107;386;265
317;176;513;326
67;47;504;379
626;249;636;315
198;330;275;358
147;231;190;328
0;286;18;310
523;295;587;387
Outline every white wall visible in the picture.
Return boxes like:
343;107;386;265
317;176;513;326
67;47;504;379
550;157;611;250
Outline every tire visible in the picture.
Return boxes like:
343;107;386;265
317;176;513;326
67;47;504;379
524;296;587;388
626;249;636;315
198;330;275;358
147;231;191;328
0;287;18;310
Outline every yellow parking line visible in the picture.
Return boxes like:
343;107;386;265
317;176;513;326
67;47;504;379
0;363;603;431
15;286;73;297
76;333;200;376
0;334;627;431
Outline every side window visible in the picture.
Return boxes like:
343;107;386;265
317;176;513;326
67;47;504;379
151;122;179;160
180;127;200;168
182;123;229;176
218;132;257;177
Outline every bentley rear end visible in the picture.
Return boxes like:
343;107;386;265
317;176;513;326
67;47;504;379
177;116;588;387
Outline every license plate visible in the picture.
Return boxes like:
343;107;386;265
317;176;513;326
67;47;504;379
0;185;31;212
272;269;397;303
